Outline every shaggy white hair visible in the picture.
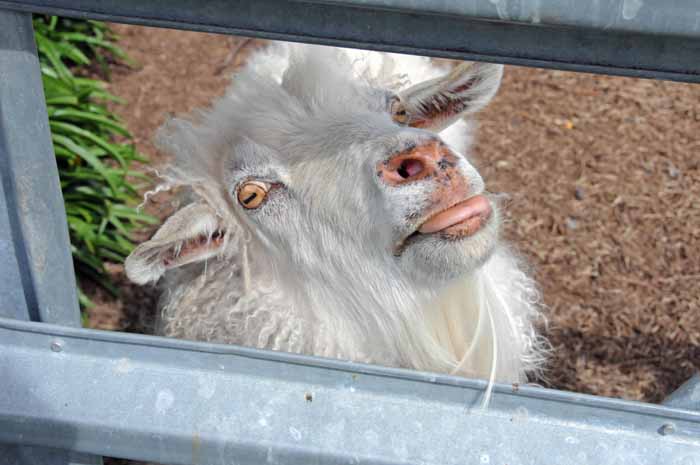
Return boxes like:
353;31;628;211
127;42;548;406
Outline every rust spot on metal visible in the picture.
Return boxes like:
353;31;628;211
192;432;201;464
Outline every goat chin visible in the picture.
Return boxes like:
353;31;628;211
418;247;547;384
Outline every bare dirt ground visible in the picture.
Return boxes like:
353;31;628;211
88;23;700;417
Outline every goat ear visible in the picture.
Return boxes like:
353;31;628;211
125;203;226;285
396;62;503;132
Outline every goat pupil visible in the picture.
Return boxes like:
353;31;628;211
397;163;409;179
243;193;257;204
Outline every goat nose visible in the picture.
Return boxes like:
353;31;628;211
378;143;440;186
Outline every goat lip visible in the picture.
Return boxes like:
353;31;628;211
392;195;492;255
417;195;492;235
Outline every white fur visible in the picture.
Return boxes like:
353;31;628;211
126;43;548;392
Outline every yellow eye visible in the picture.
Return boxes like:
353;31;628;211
237;180;269;209
390;96;409;125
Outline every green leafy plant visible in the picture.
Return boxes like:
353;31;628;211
33;16;157;308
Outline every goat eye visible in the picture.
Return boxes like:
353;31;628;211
389;96;409;125
237;180;269;209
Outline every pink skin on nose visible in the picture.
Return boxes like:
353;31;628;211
401;159;424;178
419;195;492;234
379;141;492;241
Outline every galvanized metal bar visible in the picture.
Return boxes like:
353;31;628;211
2;317;700;465
0;176;31;320
0;445;102;465
0;8;102;465
664;373;700;411
309;0;700;37
0;8;81;326
0;0;698;83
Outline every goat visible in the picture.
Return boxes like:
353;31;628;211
125;43;547;402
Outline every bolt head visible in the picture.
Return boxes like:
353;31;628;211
659;423;675;436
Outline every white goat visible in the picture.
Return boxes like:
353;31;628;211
125;43;547;399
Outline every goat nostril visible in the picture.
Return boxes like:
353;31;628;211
397;159;424;179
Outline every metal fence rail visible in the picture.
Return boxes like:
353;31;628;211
1;0;700;83
0;1;699;464
2;317;700;465
0;9;98;465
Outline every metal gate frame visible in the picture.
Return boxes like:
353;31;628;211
1;1;699;464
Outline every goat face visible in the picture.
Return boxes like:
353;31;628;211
126;46;503;293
